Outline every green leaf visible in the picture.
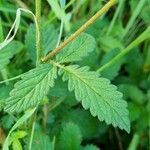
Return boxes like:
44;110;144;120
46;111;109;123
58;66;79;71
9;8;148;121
99;36;123;52
62;108;107;139
12;139;22;150
30;131;54;150
0;41;23;70
56;33;96;63
4;64;57;112
3;108;36;150
58;122;82;150
82;145;99;150
61;65;130;133
118;84;145;104
0;100;4;111
25;23;58;64
100;49;124;80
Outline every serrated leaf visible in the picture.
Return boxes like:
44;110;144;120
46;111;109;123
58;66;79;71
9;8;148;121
4;64;57;113
61;65;130;133
56;33;96;63
0;41;23;70
58;122;82;150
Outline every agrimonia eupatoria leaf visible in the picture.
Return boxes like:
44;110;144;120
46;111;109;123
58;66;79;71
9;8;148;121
60;65;130;133
0;41;23;70
4;64;57;113
56;33;96;63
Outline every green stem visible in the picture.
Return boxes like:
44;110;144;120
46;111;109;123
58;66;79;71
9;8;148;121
127;133;140;150
0;74;21;84
97;26;150;72
107;0;125;35
35;0;42;66
56;19;64;48
28;114;36;150
122;0;147;39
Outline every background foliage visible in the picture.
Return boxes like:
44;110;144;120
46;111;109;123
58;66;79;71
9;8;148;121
0;0;149;150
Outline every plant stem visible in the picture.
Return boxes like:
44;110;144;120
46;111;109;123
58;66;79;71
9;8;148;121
35;0;42;66
127;133;140;150
42;0;117;62
28;1;42;149
107;0;125;35
97;26;150;72
56;19;64;48
122;0;146;39
0;74;21;84
28;111;37;150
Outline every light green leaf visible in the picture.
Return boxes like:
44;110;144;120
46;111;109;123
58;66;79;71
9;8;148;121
0;41;23;70
99;36;124;52
58;122;82;150
56;33;96;63
4;64;57;112
3;108;36;150
12;139;22;150
61;65;130;133
29;131;55;150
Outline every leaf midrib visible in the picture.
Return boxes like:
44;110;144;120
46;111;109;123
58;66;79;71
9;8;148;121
65;66;129;131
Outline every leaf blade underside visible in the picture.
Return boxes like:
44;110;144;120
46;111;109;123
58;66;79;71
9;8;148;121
56;33;96;63
4;64;57;113
61;65;130;133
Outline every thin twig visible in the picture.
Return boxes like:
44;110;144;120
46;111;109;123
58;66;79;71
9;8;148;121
42;0;117;62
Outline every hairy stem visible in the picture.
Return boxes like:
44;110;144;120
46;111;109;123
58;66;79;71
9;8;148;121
97;26;150;72
0;74;21;84
42;0;117;62
36;0;42;65
28;1;42;149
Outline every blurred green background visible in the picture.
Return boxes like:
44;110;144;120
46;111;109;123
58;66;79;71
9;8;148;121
0;0;149;150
